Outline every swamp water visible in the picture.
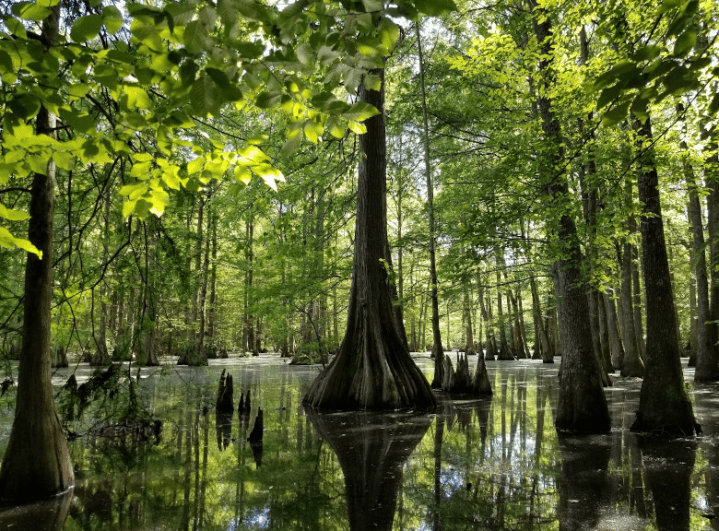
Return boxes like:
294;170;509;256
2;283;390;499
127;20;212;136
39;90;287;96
0;354;718;531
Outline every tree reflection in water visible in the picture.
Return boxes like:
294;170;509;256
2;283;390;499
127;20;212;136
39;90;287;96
3;358;719;530
305;408;431;531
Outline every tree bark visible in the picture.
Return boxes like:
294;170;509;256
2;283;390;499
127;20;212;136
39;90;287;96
680;103;719;381
303;69;435;410
604;290;625;370
0;8;73;500
530;0;609;433
630;115;696;435
414;22;444;386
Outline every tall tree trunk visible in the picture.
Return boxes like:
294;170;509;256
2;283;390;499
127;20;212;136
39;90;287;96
680;103;719;381
620;239;643;377
630;115;696;435
463;288;477;355
415;22;444;387
530;275;553;363
198;200;212;360
605;290;625;370
0;6;73;501
479;275;497;361
208;211;218;350
704;124;719;355
495;256;511;359
303;68;435;410
530;0;609;433
246;216;256;356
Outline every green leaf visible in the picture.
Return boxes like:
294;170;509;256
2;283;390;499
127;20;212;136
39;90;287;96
71;14;103;42
102;5;123;35
253;163;284;191
124;86;152;110
414;0;457;16
256;91;281;109
119;181;148;199
630;45;662;62
343;102;380;122
378;19;400;51
303;120;323;143
602;100;631;126
12;2;51;22
704;92;719;118
191;75;221;116
0;227;41;258
657;0;684;14
673;28;696;57
0;203;29;221
205;68;231;89
592;61;638;91
597;84;623;110
183;20;210;54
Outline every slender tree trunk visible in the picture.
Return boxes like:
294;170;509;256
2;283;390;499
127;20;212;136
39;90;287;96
680;103;719;381
620;240;643;377
463;288;477;355
530;0;609;433
415;22;444;386
208;211;218;349
631;115;696;435
530;275;553;363
303;67;435;410
0;7;73;501
246;217;256;356
604;290;625;370
704;124;719;355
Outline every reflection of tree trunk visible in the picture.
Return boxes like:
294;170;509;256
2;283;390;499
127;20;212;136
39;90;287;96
306;409;431;531
557;436;611;531
640;438;696;531
433;414;444;531
0;490;72;530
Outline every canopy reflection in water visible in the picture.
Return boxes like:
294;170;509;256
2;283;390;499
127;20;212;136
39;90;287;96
305;408;431;531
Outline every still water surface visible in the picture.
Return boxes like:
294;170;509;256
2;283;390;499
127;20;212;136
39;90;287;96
1;354;718;531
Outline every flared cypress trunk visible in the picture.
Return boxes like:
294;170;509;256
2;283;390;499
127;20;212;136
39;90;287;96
0;67;73;500
631;116;696;436
303;70;435;411
530;0;609;433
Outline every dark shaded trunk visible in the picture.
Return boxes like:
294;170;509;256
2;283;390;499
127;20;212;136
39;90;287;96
680;102;719;382
303;70;435;410
529;0;609;433
630;116;696;436
0;10;73;497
